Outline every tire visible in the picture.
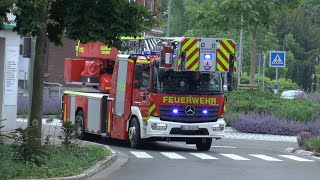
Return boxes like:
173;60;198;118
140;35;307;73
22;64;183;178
128;117;142;149
75;111;85;140
196;138;212;151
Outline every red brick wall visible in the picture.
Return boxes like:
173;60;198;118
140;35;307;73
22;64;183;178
45;38;77;85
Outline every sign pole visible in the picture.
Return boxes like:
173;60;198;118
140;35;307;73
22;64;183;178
262;53;265;91
258;54;261;85
274;67;278;94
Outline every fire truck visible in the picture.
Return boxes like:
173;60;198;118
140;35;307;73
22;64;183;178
61;36;236;151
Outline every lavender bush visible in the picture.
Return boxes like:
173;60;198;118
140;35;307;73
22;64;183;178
232;112;320;136
308;91;320;102
17;96;61;115
297;131;313;147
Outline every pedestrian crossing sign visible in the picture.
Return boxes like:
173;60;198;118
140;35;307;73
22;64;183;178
270;51;286;67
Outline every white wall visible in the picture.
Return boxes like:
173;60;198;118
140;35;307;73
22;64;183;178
0;29;20;131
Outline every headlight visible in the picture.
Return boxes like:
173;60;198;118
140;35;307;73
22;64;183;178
151;123;167;131
211;124;224;131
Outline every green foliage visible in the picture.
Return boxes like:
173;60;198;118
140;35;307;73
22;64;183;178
287;61;316;92
303;136;320;152
225;90;320;122
0;119;5;144
240;73;299;93
11;127;50;166
60;0;157;48
58;121;79;148
0;144;111;180
0;0;13;30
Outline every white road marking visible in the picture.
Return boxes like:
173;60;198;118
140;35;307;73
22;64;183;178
278;155;315;162
220;154;250;160
189;153;218;159
130;151;153;158
249;154;282;161
161;152;186;159
311;156;320;160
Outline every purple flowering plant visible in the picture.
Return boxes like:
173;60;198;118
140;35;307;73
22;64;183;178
17;96;61;115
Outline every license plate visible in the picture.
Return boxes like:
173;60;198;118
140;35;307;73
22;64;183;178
181;125;199;130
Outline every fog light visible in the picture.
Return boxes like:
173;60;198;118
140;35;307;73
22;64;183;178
151;123;167;131
211;124;224;131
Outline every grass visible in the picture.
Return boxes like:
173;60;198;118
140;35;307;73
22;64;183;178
0;144;111;180
302;136;320;152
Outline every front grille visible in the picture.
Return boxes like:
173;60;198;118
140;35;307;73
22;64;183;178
159;105;219;123
170;128;209;135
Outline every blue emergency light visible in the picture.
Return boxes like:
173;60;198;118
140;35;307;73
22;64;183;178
204;54;212;59
142;51;157;55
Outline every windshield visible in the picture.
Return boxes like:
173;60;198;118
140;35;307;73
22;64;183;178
152;65;222;95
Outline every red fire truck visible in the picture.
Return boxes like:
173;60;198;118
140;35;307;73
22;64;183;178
62;37;236;151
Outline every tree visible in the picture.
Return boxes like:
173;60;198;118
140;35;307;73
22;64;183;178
218;0;302;84
0;0;156;143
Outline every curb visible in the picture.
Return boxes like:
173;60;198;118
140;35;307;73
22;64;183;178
285;147;316;156
12;143;118;180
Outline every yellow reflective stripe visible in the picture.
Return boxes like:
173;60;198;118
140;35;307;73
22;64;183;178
182;38;194;51
136;60;150;64
185;44;198;66
108;113;111;133
190;62;199;70
222;40;235;54
129;59;134;63
217;54;229;69
63;91;106;98
120;36;144;40
63;103;67;121
76;40;80;56
220;46;230;61
142;117;149;120
149;103;156;114
216;64;224;71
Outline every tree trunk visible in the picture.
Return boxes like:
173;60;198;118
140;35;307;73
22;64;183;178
27;7;48;144
249;27;258;85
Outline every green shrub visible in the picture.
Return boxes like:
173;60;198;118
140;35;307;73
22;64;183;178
225;90;320;122
11;127;50;166
302;136;320;152
0;144;111;180
240;73;299;93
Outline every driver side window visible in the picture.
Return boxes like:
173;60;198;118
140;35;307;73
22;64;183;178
134;64;150;90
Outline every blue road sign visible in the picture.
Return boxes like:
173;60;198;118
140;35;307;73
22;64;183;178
270;51;286;67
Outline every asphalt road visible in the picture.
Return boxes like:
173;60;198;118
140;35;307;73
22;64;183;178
14;119;320;180
89;138;320;180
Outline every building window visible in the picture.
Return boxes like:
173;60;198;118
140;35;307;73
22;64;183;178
144;0;147;7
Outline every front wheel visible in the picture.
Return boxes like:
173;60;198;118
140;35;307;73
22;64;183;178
196;138;212;151
128;117;142;149
75;111;85;140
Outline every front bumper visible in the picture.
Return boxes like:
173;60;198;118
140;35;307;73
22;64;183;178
142;116;226;139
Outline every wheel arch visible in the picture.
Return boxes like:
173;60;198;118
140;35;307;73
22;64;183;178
129;106;146;138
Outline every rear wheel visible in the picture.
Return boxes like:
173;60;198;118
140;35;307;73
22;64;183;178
196;138;212;151
75;111;85;140
128;117;142;149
